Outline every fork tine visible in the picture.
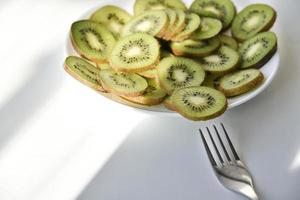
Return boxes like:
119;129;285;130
199;128;217;166
221;123;240;160
213;125;231;162
207;127;224;164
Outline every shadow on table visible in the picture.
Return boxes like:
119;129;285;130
0;47;64;150
77;116;244;200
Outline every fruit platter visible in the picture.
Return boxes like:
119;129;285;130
64;0;279;121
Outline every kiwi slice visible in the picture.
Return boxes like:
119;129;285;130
134;0;187;15
163;96;177;111
71;20;116;64
219;34;238;50
197;46;240;75
193;17;222;40
97;63;111;70
232;4;276;41
167;9;186;40
122;79;166;105
189;0;236;30
170;37;221;57
202;73;221;88
218;69;264;97
90;6;131;37
138;68;157;79
157;57;205;94
172;13;201;41
109;33;160;73
162;9;178;39
170;86;227;120
64;56;104;92
239;31;277;69
98;69;148;96
121;10;168;37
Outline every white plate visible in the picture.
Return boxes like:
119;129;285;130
65;0;280;113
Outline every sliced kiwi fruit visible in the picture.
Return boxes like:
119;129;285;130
170;86;227;120
196;46;240;75
71;20;116;64
90;6;131;37
219;34;238;50
163;96;177;111
109;33;160;73
192;17;222;40
121;10;168;37
97;63;111;70
121;79;166;105
138;68;157;79
172;13;201;41
170;37;221;57
239;31;277;69
167;9;186;40
162;9;178;39
189;0;236;30
202;73;221;88
134;0;187;15
232;4;276;42
64;56;104;92
157;57;205;94
218;69;264;97
98;69;148;96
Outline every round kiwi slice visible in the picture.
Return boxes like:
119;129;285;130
90;5;131;37
189;0;236;30
170;86;227;121
121;79;166;105
98;69;148;97
232;4;276;42
218;69;264;97
64;56;104;92
134;0;187;15
172;13;201;42
157;57;205;94
167;9;186;40
71;20;116;64
219;34;238;50
170;37;221;57
239;31;277;69
110;33;160;73
197;46;241;75
121;10;168;37
192;17;222;40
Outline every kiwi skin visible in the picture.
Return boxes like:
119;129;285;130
64;57;105;92
218;71;264;97
253;43;277;69
163;96;177;111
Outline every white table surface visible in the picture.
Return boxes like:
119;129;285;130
0;0;300;200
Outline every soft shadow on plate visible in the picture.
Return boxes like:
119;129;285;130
0;47;64;150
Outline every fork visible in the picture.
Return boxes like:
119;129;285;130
199;123;259;200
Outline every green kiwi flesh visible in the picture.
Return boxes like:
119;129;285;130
197;46;241;75
121;79;166;105
219;34;238;50
170;86;227;120
64;56;104;92
90;6;131;37
134;0;187;15
121;10;168;37
110;33;160;72
202;73;221;89
98;69;148;96
239;31;277;69
167;9;187;40
192;17;222;40
138;68;157;79
162;9;178;39
157;57;205;94
189;0;236;30
173;13;201;41
71;20;116;63
232;4;276;41
170;37;221;57
218;69;264;97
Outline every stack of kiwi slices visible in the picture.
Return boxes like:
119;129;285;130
64;0;278;121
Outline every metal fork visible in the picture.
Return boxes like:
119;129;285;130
199;123;259;200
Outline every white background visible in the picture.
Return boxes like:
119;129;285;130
0;0;300;200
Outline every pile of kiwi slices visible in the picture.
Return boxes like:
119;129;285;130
64;0;278;121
